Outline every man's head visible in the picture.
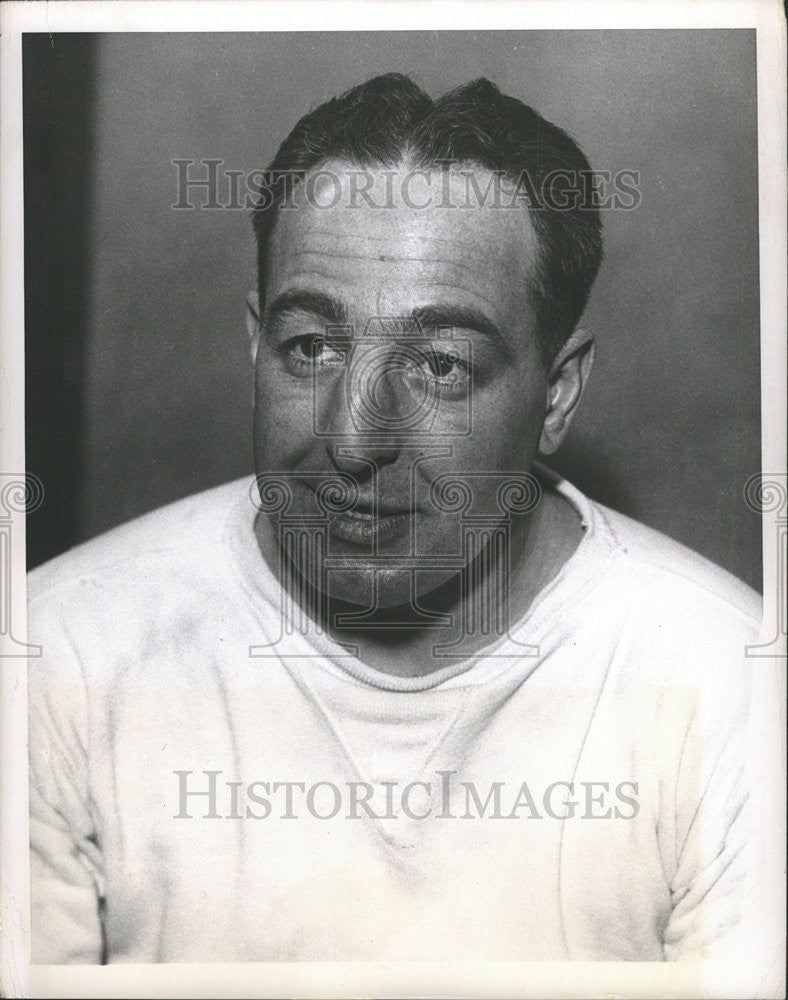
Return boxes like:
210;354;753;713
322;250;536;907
248;75;603;610
253;74;602;364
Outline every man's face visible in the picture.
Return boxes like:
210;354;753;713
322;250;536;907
252;160;550;609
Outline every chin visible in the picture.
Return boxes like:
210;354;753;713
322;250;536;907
322;566;412;610
322;565;458;615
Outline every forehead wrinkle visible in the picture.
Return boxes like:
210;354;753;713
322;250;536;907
279;220;533;280
270;267;353;288
289;224;525;257
284;247;522;283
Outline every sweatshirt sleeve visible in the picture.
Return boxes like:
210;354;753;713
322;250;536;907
28;596;106;964
662;652;784;968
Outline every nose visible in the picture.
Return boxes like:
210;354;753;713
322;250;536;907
322;343;410;477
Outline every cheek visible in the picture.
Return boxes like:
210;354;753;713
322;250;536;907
253;366;317;466
465;382;545;468
441;436;533;484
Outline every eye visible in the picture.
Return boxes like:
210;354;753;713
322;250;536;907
415;347;470;394
281;336;346;375
426;349;463;379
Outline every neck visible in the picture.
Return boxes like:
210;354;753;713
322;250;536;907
255;479;584;679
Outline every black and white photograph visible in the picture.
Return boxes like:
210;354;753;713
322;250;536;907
1;1;785;997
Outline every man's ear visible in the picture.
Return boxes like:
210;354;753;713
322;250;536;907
539;328;596;455
247;290;262;365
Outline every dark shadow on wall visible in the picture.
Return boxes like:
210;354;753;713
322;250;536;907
24;34;96;569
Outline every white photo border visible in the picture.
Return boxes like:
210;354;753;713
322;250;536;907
1;1;785;997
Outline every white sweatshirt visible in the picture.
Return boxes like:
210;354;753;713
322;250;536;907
28;471;774;964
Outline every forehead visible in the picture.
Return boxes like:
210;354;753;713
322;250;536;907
265;159;539;325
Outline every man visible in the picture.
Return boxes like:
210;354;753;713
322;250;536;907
29;74;771;964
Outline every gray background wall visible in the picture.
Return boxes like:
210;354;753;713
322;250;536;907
25;30;762;588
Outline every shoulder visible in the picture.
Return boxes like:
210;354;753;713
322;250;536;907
28;477;254;609
594;500;761;629
583;500;762;700
541;463;761;636
27;477;262;690
540;463;764;692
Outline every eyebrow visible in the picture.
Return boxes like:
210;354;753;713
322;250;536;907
410;303;503;344
264;289;505;347
264;289;349;329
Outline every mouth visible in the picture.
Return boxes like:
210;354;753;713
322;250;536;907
327;502;414;544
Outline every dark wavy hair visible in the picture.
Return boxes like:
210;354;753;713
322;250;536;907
252;73;602;362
